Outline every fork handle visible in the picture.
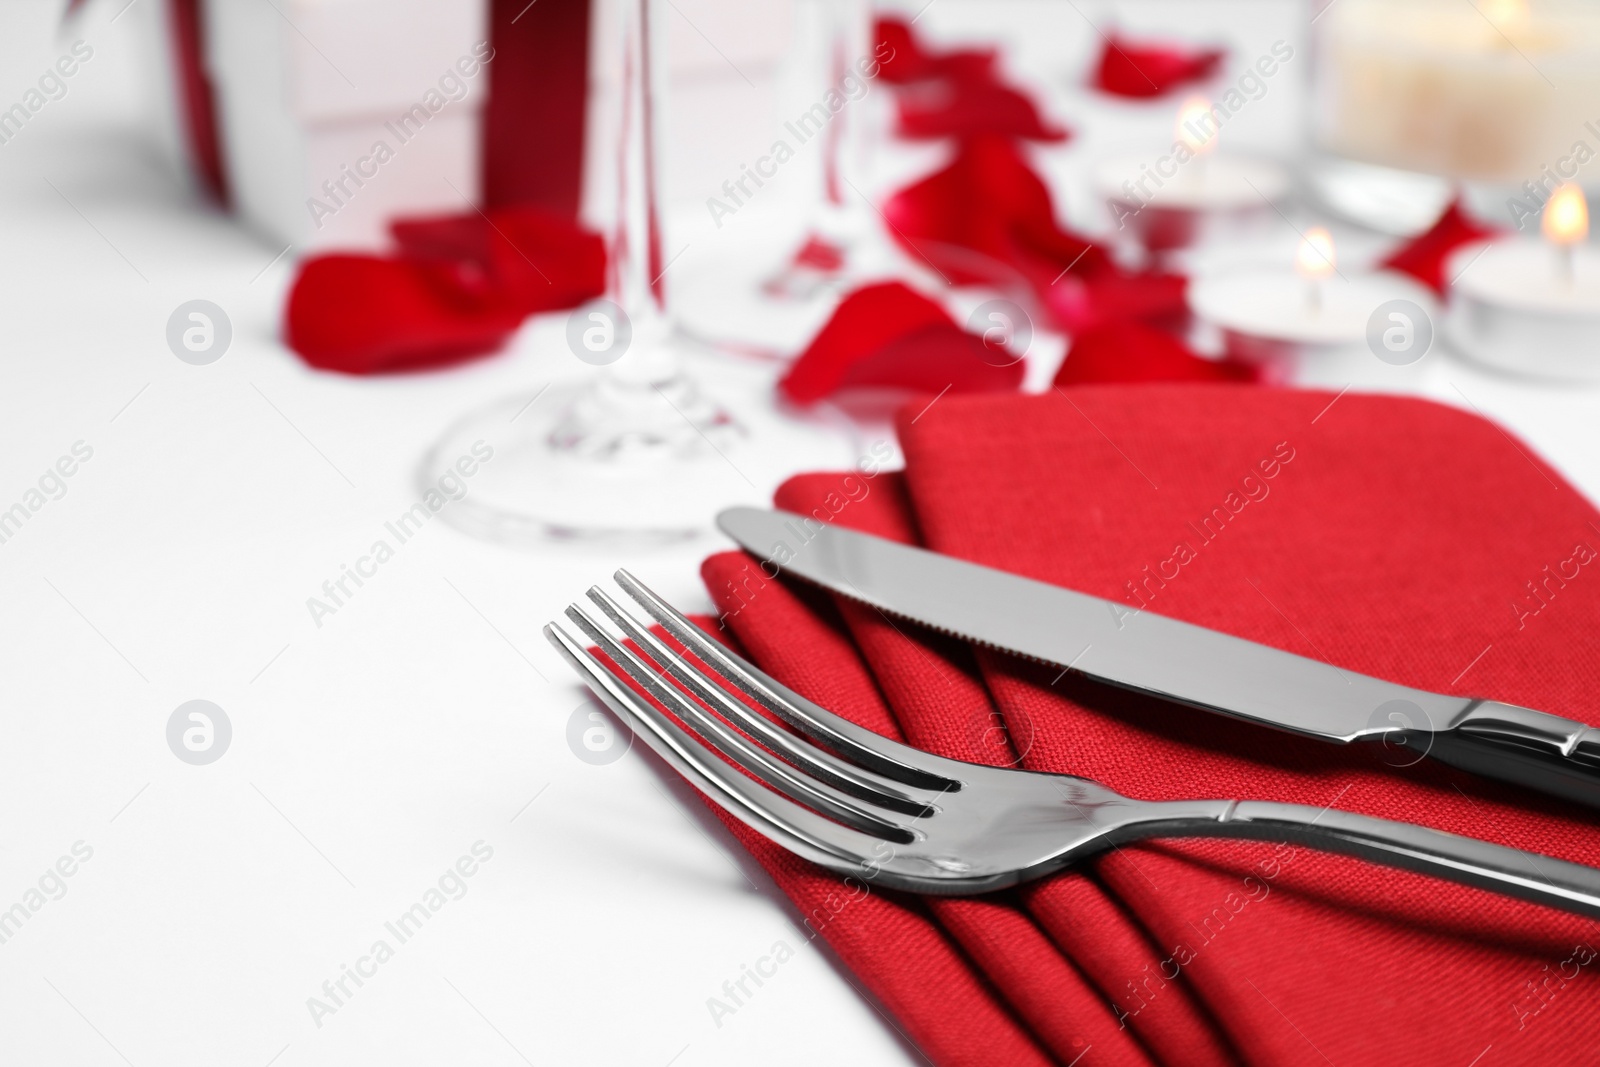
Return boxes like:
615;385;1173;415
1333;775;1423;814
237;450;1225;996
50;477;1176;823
1121;800;1600;920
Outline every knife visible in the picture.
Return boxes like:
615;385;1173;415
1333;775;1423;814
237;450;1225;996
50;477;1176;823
717;507;1600;810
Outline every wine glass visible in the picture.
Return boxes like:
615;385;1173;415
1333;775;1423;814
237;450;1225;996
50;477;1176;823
420;0;854;545
670;0;928;358
762;0;899;298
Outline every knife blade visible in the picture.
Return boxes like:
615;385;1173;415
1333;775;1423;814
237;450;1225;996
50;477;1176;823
717;507;1600;809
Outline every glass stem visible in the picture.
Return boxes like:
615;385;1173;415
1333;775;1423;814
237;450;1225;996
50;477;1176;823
609;0;675;388
810;0;873;244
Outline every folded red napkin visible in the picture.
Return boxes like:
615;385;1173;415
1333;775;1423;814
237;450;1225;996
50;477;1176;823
1092;31;1226;99
701;386;1600;1065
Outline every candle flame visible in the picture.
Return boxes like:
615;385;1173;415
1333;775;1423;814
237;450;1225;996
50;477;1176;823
1483;0;1527;23
1175;96;1219;156
1543;183;1589;246
1295;227;1336;279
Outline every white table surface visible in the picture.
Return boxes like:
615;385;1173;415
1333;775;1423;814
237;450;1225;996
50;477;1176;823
3;3;1599;1066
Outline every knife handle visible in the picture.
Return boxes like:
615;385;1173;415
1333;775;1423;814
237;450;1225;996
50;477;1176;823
1426;701;1600;810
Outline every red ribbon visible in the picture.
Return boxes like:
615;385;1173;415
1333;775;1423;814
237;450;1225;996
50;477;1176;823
72;0;228;202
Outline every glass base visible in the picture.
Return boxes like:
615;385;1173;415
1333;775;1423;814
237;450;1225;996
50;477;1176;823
1302;158;1453;237
673;213;916;361
672;244;845;361
420;355;860;547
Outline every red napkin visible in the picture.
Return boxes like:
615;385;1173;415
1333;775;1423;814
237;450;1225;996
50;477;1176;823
700;386;1600;1065
778;282;1023;404
284;206;604;374
1380;198;1502;295
1092;31;1226;99
1055;320;1257;386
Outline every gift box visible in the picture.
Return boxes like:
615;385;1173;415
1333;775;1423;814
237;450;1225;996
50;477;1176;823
127;0;797;251
202;0;490;250
127;0;594;249
126;0;229;204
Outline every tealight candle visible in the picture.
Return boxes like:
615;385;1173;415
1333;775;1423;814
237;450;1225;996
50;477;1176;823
1447;183;1600;381
1097;96;1291;254
1189;229;1437;381
1545;181;1588;281
1296;226;1337;313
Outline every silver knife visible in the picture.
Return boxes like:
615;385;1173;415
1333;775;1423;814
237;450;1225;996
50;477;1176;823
717;507;1600;810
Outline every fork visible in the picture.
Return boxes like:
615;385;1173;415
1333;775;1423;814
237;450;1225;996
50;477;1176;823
544;570;1600;917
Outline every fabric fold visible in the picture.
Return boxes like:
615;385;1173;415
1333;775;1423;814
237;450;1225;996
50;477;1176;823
772;472;1239;1067
686;385;1600;1066
699;555;1065;1067
893;387;1600;1065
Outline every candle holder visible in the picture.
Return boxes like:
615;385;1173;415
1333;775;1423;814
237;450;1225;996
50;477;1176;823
1097;97;1290;258
1445;183;1600;382
1309;0;1600;234
1445;240;1600;382
1189;229;1437;384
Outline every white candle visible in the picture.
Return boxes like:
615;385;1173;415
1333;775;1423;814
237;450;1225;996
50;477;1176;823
1447;184;1600;380
1190;230;1437;378
1097;154;1291;213
1191;272;1417;345
1097;96;1290;252
1317;0;1600;183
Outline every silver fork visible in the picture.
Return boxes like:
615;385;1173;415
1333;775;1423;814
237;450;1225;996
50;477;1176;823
544;571;1600;917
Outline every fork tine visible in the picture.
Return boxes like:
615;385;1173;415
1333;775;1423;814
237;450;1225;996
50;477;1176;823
562;604;917;843
613;569;962;792
585;585;939;817
544;621;899;871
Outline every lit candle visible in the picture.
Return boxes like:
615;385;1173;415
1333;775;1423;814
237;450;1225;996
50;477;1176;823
1446;184;1600;381
1543;182;1588;283
1174;95;1218;183
1189;229;1436;381
1095;96;1290;254
1296;226;1337;313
